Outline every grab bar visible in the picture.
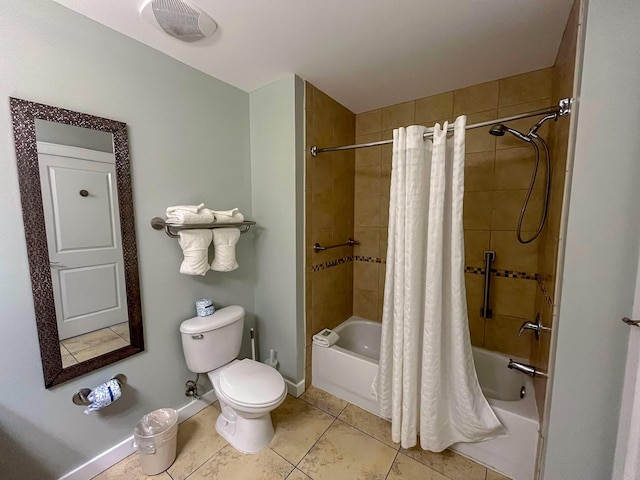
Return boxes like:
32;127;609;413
313;238;359;253
480;250;496;318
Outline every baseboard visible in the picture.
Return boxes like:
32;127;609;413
58;389;216;480
285;378;306;397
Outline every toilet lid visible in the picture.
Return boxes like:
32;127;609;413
219;359;285;407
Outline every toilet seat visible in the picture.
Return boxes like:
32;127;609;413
218;359;286;408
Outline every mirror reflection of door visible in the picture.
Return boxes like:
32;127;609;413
35;120;130;364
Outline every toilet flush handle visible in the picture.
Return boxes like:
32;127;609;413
191;334;204;340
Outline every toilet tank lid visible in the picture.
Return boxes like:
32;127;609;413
180;305;245;335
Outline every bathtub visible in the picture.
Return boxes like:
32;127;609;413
312;316;539;480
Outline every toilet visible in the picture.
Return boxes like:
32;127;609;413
180;305;287;453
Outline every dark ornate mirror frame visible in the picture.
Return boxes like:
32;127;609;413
9;97;144;388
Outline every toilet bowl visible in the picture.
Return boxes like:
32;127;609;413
209;359;287;453
179;306;287;454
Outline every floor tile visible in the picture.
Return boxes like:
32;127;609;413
286;468;312;480
92;452;172;480
338;403;399;449
61;327;122;354
60;343;78;368
98;391;498;480
188;444;294;480
110;322;130;341
298;420;397;480
300;385;348;416
401;447;486;480
387;452;449;480
270;395;335;464
487;469;513;480
73;336;129;362
167;405;227;480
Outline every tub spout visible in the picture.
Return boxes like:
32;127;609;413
508;360;548;378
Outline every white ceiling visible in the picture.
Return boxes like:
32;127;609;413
51;0;573;114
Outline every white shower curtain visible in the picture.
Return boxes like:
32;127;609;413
374;117;505;451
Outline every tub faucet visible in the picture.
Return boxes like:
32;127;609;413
508;360;548;378
518;314;552;340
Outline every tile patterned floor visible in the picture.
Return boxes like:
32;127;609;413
94;386;512;480
60;322;131;368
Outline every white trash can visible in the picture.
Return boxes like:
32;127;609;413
133;408;179;475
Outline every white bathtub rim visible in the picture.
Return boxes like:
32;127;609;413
334;317;538;420
315;316;539;480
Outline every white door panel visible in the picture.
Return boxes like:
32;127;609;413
38;144;128;340
59;263;120;319
48;165;116;252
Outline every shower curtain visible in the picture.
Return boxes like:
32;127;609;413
374;117;505;451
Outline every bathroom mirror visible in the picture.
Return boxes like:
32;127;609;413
10;97;144;388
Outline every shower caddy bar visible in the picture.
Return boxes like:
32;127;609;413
150;217;256;238
310;98;572;157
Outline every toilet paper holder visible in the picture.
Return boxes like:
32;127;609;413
72;374;127;406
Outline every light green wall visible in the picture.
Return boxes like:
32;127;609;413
249;76;306;384
0;0;255;477
543;0;640;478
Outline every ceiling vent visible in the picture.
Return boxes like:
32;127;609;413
141;0;217;42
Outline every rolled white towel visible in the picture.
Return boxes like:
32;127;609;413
178;230;213;275
210;228;241;272
312;328;340;348
166;203;215;225
212;208;244;224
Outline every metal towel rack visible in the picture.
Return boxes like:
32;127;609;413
150;217;256;238
313;238;359;253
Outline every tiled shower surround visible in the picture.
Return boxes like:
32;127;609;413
305;2;577;410
530;0;580;421
304;84;355;387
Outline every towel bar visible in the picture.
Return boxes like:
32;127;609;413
150;217;256;238
313;238;359;253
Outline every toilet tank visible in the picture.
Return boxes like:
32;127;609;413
180;305;245;373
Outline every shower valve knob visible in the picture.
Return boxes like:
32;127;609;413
518;314;551;340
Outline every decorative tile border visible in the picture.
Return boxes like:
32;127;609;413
311;256;353;272
353;255;385;264
538;277;554;307
463;266;538;280
312;255;539;281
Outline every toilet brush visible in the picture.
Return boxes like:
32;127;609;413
264;349;278;369
250;328;256;361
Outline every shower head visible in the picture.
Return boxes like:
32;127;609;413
489;124;506;136
489;124;531;143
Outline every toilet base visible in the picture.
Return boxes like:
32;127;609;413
215;405;275;454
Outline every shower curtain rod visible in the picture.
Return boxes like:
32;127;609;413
310;98;572;157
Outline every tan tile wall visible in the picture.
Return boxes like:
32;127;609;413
305;83;356;386
530;0;581;422
353;69;555;361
